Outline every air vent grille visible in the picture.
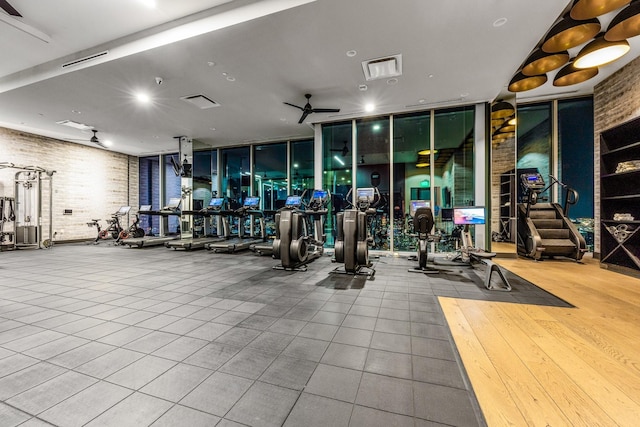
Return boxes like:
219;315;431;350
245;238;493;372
62;51;109;68
180;94;221;109
362;54;402;81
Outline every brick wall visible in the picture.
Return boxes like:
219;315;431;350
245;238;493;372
593;56;640;255
0;127;138;243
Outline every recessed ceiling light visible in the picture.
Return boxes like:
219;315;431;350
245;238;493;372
493;17;508;27
359;84;368;91
460;92;469;97
226;76;236;82
418;99;426;104
207;61;216;67
346;50;357;57
428;74;434;78
210;127;216;131
103;140;113;147
135;92;151;103
387;78;398;85
365;103;375;112
71;109;81;114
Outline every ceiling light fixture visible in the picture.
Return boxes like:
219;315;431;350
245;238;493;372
135;92;151;103
365;103;375;112
508;72;548;92
570;0;630;20
415;155;430;168
521;48;570;75
573;33;630;68
346;50;357;57
553;61;599;86
491;101;515;118
541;15;601;53
417;149;438;155
605;0;640;41
493;17;508;27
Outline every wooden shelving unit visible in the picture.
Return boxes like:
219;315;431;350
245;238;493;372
499;170;516;242
600;116;640;278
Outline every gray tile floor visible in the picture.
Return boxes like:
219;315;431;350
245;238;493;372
0;243;500;426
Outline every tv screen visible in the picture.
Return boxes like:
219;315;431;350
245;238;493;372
453;206;485;225
357;188;374;202
209;198;224;207
243;197;260;208
285;196;302;207
312;190;328;200
409;200;430;217
441;208;454;221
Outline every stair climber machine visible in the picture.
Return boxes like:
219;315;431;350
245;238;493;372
272;189;330;271
205;197;266;253
331;187;381;278
517;172;586;261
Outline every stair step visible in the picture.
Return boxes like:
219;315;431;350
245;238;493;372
532;219;564;228
538;229;571;239
530;210;557;219
540;238;576;254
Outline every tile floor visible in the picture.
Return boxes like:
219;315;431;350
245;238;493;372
0;243;497;426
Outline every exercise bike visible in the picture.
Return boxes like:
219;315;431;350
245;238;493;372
273;189;330;271
96;206;130;242
118;213;145;242
331;187;380;278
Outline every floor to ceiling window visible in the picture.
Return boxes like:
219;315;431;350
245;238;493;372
221;147;250;209
434;106;475;250
164;153;181;235
322;122;352;246
393;111;431;251
253;143;287;210
138;156;160;236
193;149;218;237
517;103;552;202
291;139;314;196
355;117;390;250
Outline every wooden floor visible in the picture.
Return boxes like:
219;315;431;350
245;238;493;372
439;254;640;427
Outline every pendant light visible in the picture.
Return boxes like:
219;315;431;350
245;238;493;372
521;48;570;76
415;154;430;168
574;33;630;68
553;62;599;86
508;72;548;92
605;0;640;41
491;101;515;119
570;0;630;20
541;15;601;53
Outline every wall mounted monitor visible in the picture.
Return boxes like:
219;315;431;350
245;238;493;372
285;196;302;207
409;200;430;217
243;197;260;208
453;206;486;225
209;198;224;207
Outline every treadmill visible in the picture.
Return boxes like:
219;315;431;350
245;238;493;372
165;197;228;250
206;196;266;253
123;198;182;248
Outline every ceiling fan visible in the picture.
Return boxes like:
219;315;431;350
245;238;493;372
284;93;340;124
68;130;106;148
330;141;349;157
0;0;22;17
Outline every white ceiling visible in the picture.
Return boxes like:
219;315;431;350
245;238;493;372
1;0;639;156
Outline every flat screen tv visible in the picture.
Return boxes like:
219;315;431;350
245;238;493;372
243;197;260;208
453;206;485;225
409;200;430;217
209;198;224;207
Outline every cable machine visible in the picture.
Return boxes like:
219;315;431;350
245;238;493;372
0;162;56;249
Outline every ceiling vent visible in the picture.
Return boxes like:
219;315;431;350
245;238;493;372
362;54;402;81
56;120;93;130
62;51;109;68
180;94;221;109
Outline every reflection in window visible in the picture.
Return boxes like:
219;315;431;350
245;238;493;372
558;97;594;250
322;122;352;246
291;139;314;196
356;117;390;250
517;103;552;202
253;143;286;211
393;112;431;251
164;153;182;234
138;156;160;236
193;149;218;237
221;147;250;209
434;106;475;251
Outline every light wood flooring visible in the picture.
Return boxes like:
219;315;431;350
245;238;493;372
439;254;640;427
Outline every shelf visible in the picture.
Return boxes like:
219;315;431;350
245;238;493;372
602;220;640;224
601;170;640;179
602;140;640;156
601;194;640;200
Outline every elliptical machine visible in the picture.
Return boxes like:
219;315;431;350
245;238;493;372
331;187;380;278
273;189;330;271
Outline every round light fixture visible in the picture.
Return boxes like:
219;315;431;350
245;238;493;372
541;15;601;53
605;0;640;41
573;34;630;68
508;72;548;92
553;62;599;86
491;101;515;119
346;50;357;57
417;149;438;155
365;103;375;112
135;92;151;103
493;17;508;27
521;48;570;76
571;0;630;20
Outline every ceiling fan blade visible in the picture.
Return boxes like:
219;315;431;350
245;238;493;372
298;111;310;124
283;102;304;111
0;0;22;16
311;108;340;113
